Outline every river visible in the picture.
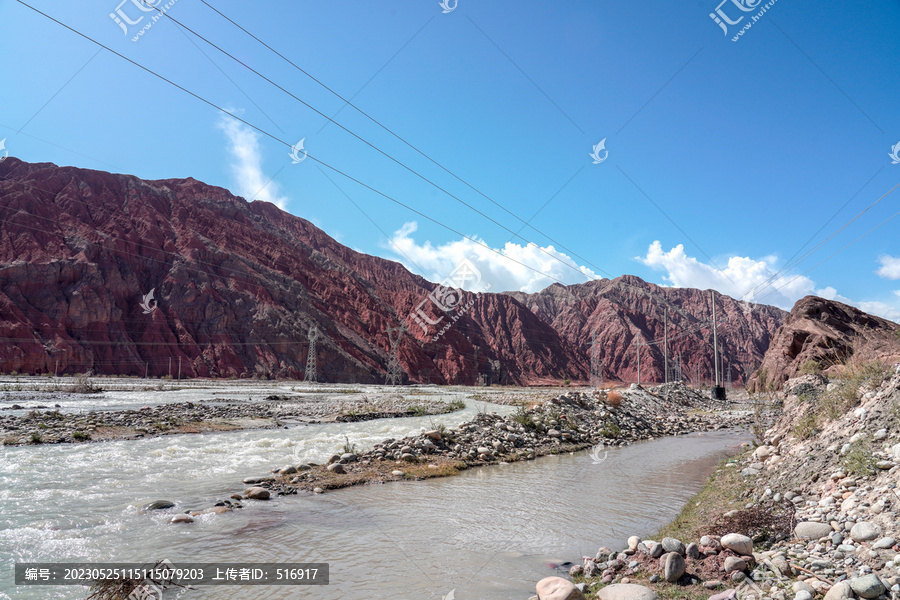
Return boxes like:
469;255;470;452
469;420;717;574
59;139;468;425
0;384;748;600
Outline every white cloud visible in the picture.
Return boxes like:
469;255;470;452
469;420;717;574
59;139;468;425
638;241;900;323
638;241;814;310
217;114;288;210
385;221;597;293
876;255;900;280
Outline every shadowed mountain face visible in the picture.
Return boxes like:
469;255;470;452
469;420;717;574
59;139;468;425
749;295;900;390
0;159;784;384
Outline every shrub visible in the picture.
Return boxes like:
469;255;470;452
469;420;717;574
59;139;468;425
563;379;570;387
72;431;91;441
68;374;102;394
511;404;539;430
600;419;621;438
447;399;466;411
30;432;42;444
792;411;819;440
341;435;357;455
605;390;623;407
842;439;877;477
799;359;821;374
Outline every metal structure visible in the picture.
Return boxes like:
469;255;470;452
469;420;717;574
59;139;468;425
384;326;406;386
590;328;603;389
304;324;319;383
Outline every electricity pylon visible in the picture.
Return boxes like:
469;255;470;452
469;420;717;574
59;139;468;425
304;324;319;382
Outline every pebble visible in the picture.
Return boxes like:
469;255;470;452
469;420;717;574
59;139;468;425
850;522;881;542
244;487;270;500
169;514;194;524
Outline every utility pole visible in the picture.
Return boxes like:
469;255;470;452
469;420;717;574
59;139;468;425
304;324;319;383
590;328;602;389
633;334;641;385
54;360;58;378
384;326;406;386
664;305;669;385
712;291;719;387
168;357;172;379
178;356;182;381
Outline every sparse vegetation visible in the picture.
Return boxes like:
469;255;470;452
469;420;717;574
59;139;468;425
68;373;102;394
30;432;43;444
72;431;91;441
447;399;466;411
799;359;821;374
842;439;878;477
792;411;819;440
511;404;539;431
599;419;621;439
341;435;357;455
563;379;570;387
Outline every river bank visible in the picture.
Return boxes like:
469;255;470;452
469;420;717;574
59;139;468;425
528;368;900;600
0;388;469;445
230;382;754;500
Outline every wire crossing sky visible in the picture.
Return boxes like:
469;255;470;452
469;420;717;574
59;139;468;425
1;0;899;320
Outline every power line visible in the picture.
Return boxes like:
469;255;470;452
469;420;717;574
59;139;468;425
140;1;598;285
745;180;899;301
199;0;615;280
10;1;571;288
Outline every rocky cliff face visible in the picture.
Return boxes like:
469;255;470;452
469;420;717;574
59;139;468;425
0;158;783;384
508;275;786;385
749;295;900;390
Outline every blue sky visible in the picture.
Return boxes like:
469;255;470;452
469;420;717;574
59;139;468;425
1;0;899;319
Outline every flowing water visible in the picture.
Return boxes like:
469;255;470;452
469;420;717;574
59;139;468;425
0;385;749;600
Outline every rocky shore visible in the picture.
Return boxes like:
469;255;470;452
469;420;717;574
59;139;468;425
232;382;753;497
0;393;466;445
527;367;900;600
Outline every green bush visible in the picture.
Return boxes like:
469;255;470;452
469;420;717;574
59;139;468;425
800;359;821;374
72;431;91;441
600;419;621;439
842;439;877;477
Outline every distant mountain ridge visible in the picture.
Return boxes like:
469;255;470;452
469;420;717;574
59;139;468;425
0;158;785;384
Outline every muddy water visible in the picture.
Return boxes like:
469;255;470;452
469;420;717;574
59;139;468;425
1;409;747;600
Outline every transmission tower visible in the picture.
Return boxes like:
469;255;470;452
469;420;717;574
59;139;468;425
304;324;319;382
590;328;603;389
384;326;406;386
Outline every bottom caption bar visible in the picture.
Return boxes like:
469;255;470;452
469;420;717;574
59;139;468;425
15;563;329;585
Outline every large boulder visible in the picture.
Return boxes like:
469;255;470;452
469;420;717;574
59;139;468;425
823;581;853;600
720;533;753;556
849;574;886;599
661;552;685;583
535;576;585;600
849;521;881;542
795;521;833;539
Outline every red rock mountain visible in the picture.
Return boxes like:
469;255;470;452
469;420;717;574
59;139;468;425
749;295;900;390
0;158;784;384
508;276;786;385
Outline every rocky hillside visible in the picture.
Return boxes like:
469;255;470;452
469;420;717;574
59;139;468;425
508;275;786;385
750;296;900;391
0;158;783;384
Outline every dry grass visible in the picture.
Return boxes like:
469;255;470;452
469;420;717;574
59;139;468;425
605;390;623;407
